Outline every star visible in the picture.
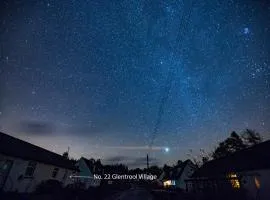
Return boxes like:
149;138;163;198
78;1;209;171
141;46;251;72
164;147;170;153
244;27;250;35
0;0;269;169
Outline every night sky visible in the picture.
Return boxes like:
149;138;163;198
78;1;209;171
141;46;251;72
1;0;270;168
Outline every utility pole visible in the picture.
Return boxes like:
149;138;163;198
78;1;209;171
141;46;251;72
67;146;70;159
147;153;149;173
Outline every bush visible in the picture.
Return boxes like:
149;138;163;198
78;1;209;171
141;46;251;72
35;179;63;194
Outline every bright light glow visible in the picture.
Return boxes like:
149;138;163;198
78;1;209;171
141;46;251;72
164;147;170;152
163;180;175;187
228;173;241;189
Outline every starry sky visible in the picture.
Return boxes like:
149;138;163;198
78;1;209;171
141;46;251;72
0;0;270;168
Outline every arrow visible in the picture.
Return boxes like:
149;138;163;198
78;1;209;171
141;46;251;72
69;175;94;179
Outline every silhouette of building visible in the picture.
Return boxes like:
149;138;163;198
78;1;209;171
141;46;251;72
159;159;196;189
186;140;270;200
75;157;102;189
0;131;77;193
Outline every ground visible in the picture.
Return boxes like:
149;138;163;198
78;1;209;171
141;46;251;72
0;184;192;200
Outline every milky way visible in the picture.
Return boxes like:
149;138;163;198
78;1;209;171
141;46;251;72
0;0;269;167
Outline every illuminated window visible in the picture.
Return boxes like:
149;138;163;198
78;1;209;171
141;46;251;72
228;173;240;189
163;180;176;187
254;177;260;189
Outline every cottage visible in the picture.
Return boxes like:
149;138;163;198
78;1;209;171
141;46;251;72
75;157;102;188
159;159;196;189
0;131;78;193
186;140;270;200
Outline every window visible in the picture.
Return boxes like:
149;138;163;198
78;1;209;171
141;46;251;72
228;173;241;189
25;161;37;177
163;180;176;187
62;169;68;180
254;176;260;189
52;167;59;178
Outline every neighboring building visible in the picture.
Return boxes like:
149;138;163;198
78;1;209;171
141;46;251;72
0;131;78;193
159;160;196;189
76;157;102;188
186;140;270;200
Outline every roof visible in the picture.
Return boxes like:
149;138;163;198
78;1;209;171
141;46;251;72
0;131;77;170
81;157;103;174
81;157;95;172
161;160;193;180
193;140;270;178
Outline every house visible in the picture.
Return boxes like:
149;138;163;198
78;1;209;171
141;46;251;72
75;157;102;189
0;131;78;193
186;140;270;200
159;159;196;189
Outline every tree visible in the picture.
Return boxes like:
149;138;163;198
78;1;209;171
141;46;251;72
176;160;183;166
162;164;172;172
212;131;246;159
62;151;69;159
242;129;263;146
212;130;263;160
202;156;209;164
148;165;162;177
69;158;78;165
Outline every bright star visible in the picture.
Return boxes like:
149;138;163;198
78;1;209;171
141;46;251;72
164;147;170;153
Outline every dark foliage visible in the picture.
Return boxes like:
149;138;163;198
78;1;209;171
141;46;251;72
241;129;263;146
212;129;263;160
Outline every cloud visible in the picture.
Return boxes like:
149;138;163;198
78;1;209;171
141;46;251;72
18;120;55;135
104;156;161;168
104;145;166;151
62;121;109;135
105;156;129;163
67;124;102;134
129;157;160;167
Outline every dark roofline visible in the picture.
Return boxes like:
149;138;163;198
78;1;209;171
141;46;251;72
162;159;193;180
207;140;270;163
1;133;60;157
175;160;190;179
204;139;270;166
0;132;77;170
81;157;95;171
192;140;270;177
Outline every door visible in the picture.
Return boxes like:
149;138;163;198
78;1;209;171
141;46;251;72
0;160;13;190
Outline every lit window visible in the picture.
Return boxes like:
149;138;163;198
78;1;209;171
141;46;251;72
163;180;176;187
254;177;260;189
228;173;241;189
52;168;59;178
25;161;37;177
